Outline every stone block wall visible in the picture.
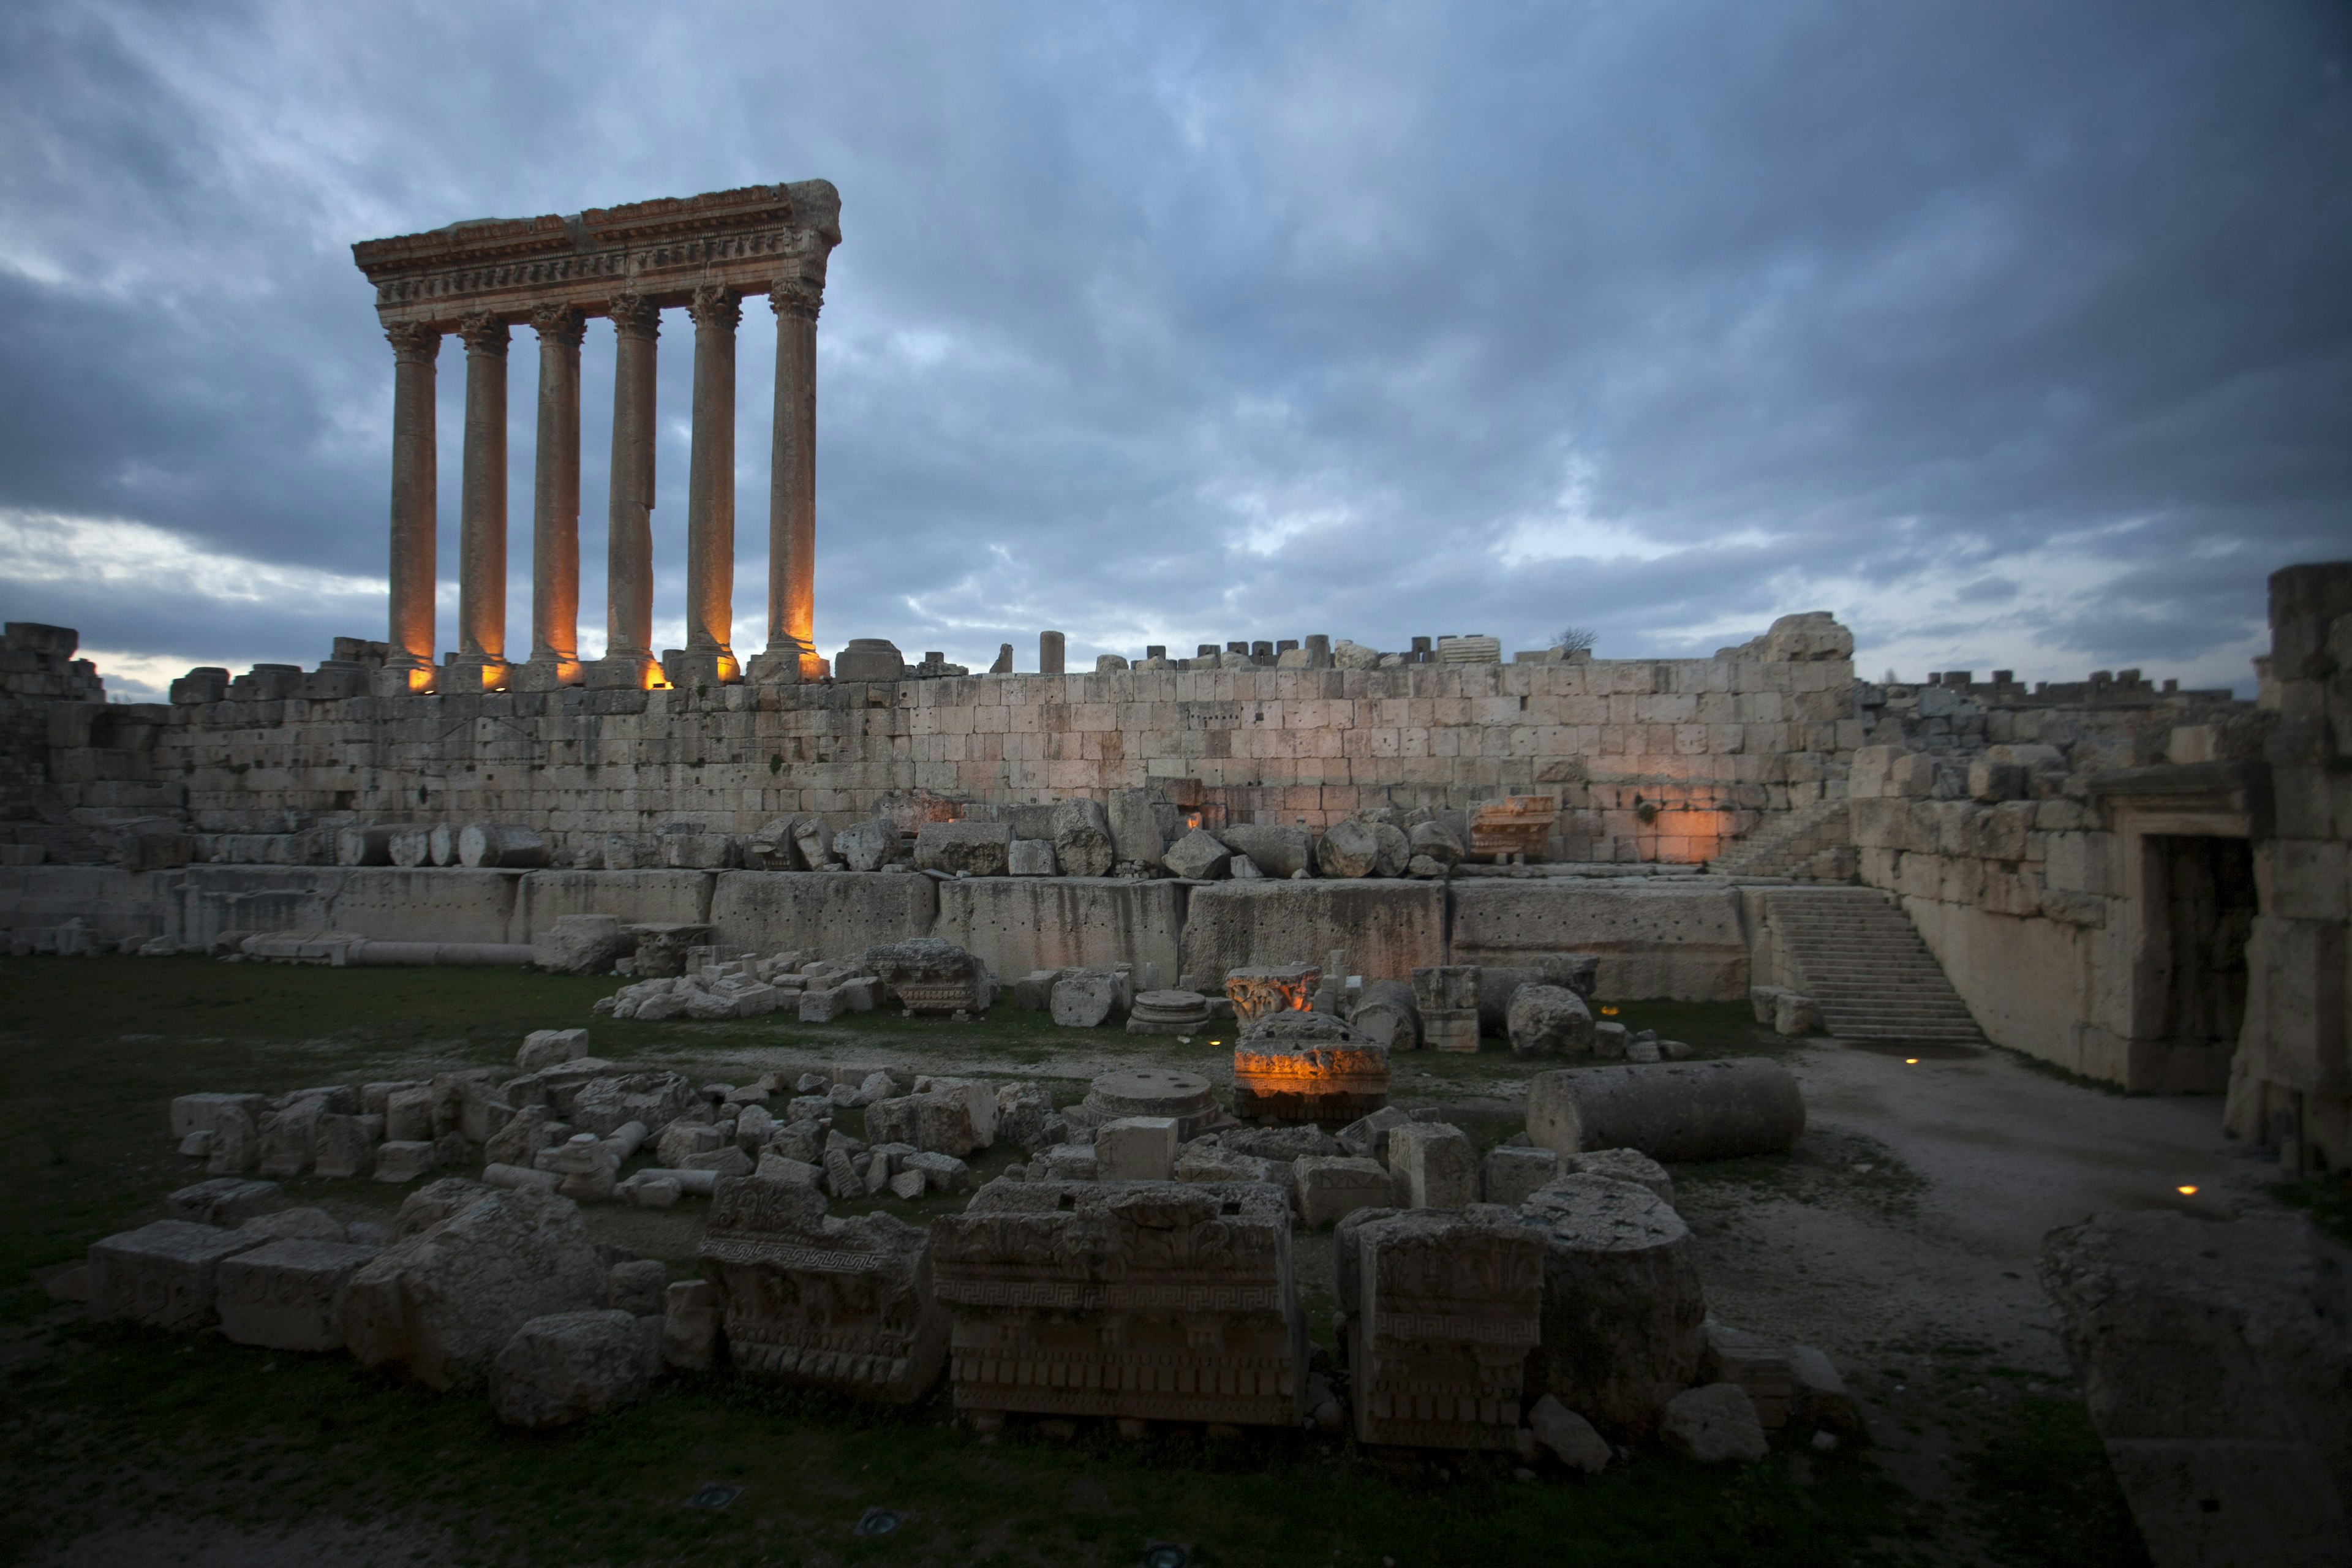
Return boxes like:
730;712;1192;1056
1;636;1863;871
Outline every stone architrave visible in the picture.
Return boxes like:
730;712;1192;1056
1231;1012;1390;1126
1225;964;1318;1025
696;1174;945;1404
929;1181;1303;1430
1411;965;1482;1053
1346;1205;1545;1450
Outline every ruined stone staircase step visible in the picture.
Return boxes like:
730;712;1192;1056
1765;888;1984;1044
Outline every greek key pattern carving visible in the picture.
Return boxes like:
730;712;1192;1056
933;1279;1281;1313
1368;1312;1542;1348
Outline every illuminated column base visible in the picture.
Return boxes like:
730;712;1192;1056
587;652;667;691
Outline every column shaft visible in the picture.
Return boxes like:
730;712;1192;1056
454;311;510;684
382;323;439;692
753;270;824;681
682;284;741;683
525;304;584;685
597;293;660;685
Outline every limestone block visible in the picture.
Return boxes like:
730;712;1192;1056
1508;985;1594;1056
1218;823;1315;878
663;1279;719;1370
492;1309;661;1429
516;1028;590;1073
1182;881;1446;991
1162;829;1231;880
1789;1344;1858;1431
1482;1145;1561;1208
1096;1116;1178;1180
799;986;846;1022
484;1106;556;1168
1773;992;1821;1035
1349;977;1420;1050
312;1112;381;1179
340;1188;610;1390
931;1181;1302;1429
164;1177;284;1226
1561;1148;1675;1205
656;1120;724;1167
1389;1122;1477;1209
1107;787;1165;869
1294;1156;1395;1226
532;916;628;976
256;1095;326;1179
1517;1175;1706;1437
1007;838;1057;876
606;1258;669;1317
171;1092;271;1140
388;826;432;869
933;876;1184;989
899;1150;971;1191
462;823;549;869
1527;1059;1804;1163
217;1238;383;1352
681;1147;755;1179
697;1174;946;1403
1348;1205;1544;1450
88;1220;269;1329
1451;880;1751;1003
1046;797;1115;877
1316;819;1386;878
1050;970;1120;1027
1336;1104;1414;1163
1529;1393;1612;1472
373;1140;435;1182
706;870;935;961
1175;1144;1275;1185
1660;1384;1768;1461
832;818;905;872
866;1091;992;1158
917;821;1012;876
2041;1209;2352;1568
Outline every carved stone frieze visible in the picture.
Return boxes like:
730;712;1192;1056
696;1172;945;1403
929;1181;1304;1429
1341;1205;1544;1450
354;180;842;330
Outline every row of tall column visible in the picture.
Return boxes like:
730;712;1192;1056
379;276;823;695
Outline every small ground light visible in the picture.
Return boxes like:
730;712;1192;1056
853;1507;903;1537
1600;1005;1619;1016
1904;1057;1920;1065
686;1484;742;1512
2177;1185;2199;1196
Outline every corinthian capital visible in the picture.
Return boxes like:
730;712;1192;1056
383;321;440;363
607;291;660;339
529;302;586;348
688;284;742;333
456;311;509;358
769;276;824;323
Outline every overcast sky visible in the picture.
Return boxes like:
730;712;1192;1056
2;1;2346;699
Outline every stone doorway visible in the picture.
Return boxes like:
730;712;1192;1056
2147;833;2256;1060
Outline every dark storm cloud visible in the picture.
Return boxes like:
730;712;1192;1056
0;0;2345;698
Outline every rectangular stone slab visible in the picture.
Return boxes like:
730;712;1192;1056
217;1238;385;1352
88;1221;270;1329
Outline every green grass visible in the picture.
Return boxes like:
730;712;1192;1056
0;957;2127;1566
1959;1396;2150;1568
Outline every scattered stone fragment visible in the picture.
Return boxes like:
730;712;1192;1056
606;1258;669;1317
1050;970;1121;1027
312;1112;382;1178
1789;1345;1858;1432
485;1163;561;1193
165;1177;285;1227
1660;1384;1768;1462
1162;829;1231;880
1528;1394;1611;1473
900;1151;973;1193
1507;986;1595;1057
492;1309;662;1429
205;1103;260;1175
374;1141;436;1183
1481;1145;1561;1208
888;1167;927;1200
1561;1147;1675;1205
1516;1175;1706;1438
1336;1105;1414;1164
1700;1322;1796;1429
1388;1123;1477;1209
1096;1117;1179;1181
170;1092;270;1140
1292;1156;1395;1227
517;1028;591;1072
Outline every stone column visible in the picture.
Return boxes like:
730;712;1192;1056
1039;630;1066;676
592;292;660;689
448;312;512;690
518;303;585;691
379;322;440;696
677;284;742;688
747;262;827;682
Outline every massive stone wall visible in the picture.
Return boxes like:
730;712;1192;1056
0;636;1863;871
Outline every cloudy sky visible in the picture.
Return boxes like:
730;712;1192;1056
1;1;2346;699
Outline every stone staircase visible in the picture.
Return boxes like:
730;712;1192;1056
1765;888;1983;1042
1713;797;1855;880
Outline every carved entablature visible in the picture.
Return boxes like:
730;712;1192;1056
353;179;842;330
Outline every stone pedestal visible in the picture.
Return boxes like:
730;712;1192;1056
1075;1068;1222;1139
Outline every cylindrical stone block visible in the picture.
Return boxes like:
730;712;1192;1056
528;304;584;670
685;285;740;662
455;312;510;666
383;324;440;676
1525;1059;1806;1163
1039;630;1065;675
605;295;660;663
1349;979;1421;1050
1518;1173;1706;1438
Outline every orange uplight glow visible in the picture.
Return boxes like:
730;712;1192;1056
2176;1185;2199;1196
1905;1058;1920;1065
1600;1006;1619;1016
